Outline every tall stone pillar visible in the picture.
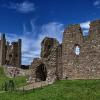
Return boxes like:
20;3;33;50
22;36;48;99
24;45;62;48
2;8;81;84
0;34;6;65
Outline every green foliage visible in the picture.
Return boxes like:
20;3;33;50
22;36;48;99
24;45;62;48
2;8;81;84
0;67;9;91
0;66;26;91
0;80;100;100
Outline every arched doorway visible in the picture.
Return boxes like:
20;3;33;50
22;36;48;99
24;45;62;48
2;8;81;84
36;64;47;82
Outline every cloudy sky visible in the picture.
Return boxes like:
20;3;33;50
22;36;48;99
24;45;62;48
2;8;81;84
0;0;100;65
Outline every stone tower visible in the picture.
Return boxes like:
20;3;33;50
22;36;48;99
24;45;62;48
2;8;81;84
0;34;6;65
0;33;21;67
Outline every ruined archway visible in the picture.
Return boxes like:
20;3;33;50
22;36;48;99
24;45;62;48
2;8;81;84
36;64;47;82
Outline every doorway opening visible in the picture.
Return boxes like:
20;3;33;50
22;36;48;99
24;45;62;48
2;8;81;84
36;64;47;82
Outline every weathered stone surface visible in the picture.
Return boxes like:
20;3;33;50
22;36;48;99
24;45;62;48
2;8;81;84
0;34;6;65
30;19;100;84
0;34;21;67
62;20;100;79
41;37;59;58
31;37;60;83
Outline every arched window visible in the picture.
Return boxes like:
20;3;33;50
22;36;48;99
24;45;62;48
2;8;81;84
74;44;80;56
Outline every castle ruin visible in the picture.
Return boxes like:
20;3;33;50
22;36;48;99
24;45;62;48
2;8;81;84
0;34;21;67
30;20;100;83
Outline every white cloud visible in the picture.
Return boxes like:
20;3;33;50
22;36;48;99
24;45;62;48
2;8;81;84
0;20;92;65
80;21;90;29
93;0;100;8
93;0;100;6
80;21;90;36
41;22;64;43
2;20;92;65
6;33;19;42
21;21;64;65
5;1;35;13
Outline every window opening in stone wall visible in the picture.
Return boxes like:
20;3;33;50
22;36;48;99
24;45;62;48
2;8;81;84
74;44;80;56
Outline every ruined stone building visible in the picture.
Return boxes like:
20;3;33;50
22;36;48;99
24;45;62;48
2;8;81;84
0;34;21;67
30;20;100;83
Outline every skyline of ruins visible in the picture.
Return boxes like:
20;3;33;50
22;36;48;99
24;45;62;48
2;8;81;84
0;0;100;64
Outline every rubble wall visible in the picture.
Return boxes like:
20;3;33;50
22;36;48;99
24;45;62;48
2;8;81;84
62;20;100;79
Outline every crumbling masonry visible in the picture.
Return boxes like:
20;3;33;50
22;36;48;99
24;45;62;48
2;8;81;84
0;34;21;67
30;20;100;83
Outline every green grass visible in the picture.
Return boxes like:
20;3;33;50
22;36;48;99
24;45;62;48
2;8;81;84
0;67;26;91
0;80;100;100
0;66;100;100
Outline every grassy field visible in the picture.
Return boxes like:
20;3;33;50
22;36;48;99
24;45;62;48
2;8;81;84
0;67;100;100
0;67;26;91
0;80;100;100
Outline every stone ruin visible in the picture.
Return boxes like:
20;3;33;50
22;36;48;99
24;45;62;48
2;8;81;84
1;19;100;85
30;19;100;84
30;38;61;83
0;34;21;67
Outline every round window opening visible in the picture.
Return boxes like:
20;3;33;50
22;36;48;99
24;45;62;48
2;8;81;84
74;44;80;56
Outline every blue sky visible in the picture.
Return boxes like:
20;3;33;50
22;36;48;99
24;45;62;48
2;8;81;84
0;0;100;65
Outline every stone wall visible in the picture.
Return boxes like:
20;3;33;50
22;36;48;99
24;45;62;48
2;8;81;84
31;37;60;83
56;44;62;80
62;24;83;79
0;34;21;68
41;37;59;58
31;19;100;83
44;45;58;83
41;37;60;82
62;20;100;79
30;58;43;82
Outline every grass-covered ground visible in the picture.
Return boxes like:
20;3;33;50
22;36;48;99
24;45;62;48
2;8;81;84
0;67;26;91
0;67;100;100
0;80;100;100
